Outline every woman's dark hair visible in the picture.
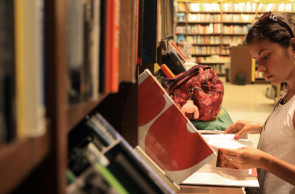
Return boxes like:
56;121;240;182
246;13;295;48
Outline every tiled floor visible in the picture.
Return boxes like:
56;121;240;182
221;78;275;148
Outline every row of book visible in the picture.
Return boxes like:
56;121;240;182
187;24;222;34
0;0;132;145
209;64;227;75
0;0;46;145
257;3;292;12
191;46;222;56
178;2;293;13
67;0;121;104
187;3;221;12
223;14;256;23
187;35;222;44
184;13;255;23
191;46;230;56
222;2;257;12
223;36;245;45
187;13;221;22
223;25;249;34
67;0;138;105
176;24;248;35
67;112;177;193
179;35;245;44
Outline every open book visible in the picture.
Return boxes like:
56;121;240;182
182;134;259;187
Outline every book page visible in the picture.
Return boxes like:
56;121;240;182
182;134;259;187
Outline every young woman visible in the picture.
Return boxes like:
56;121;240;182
222;12;295;194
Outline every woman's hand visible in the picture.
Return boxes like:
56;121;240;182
223;120;263;139
220;147;268;169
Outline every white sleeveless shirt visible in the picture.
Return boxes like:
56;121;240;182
255;94;295;194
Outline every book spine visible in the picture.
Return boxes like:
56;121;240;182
14;0;26;138
160;64;175;78
168;40;186;60
90;0;101;100
23;0;46;136
0;0;16;144
67;0;84;104
105;0;120;93
86;116;116;146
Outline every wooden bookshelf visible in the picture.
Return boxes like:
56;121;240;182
67;94;109;130
0;131;50;194
0;0;139;193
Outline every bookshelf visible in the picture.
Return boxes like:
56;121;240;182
175;0;294;83
0;0;139;193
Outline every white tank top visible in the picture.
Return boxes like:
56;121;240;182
256;94;295;194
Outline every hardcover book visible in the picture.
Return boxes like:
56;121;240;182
138;69;215;184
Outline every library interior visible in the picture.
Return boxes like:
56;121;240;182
0;0;294;193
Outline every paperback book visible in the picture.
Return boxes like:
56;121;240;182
182;134;259;187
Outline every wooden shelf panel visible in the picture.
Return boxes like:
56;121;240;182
67;93;109;130
0;131;50;194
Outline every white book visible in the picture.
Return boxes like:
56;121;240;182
182;134;259;188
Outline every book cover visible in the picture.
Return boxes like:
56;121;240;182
138;69;215;184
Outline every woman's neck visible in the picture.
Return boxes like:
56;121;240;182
283;87;295;104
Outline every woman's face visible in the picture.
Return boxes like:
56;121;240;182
247;39;295;85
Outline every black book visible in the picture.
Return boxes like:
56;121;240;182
165;49;186;75
0;0;16;144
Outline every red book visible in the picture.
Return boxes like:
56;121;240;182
105;0;120;92
138;69;215;184
169;40;186;61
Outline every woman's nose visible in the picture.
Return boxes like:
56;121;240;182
256;63;266;72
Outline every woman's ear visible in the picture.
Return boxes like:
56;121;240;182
290;38;295;52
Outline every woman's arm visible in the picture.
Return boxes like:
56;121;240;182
221;147;295;186
260;153;295;186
